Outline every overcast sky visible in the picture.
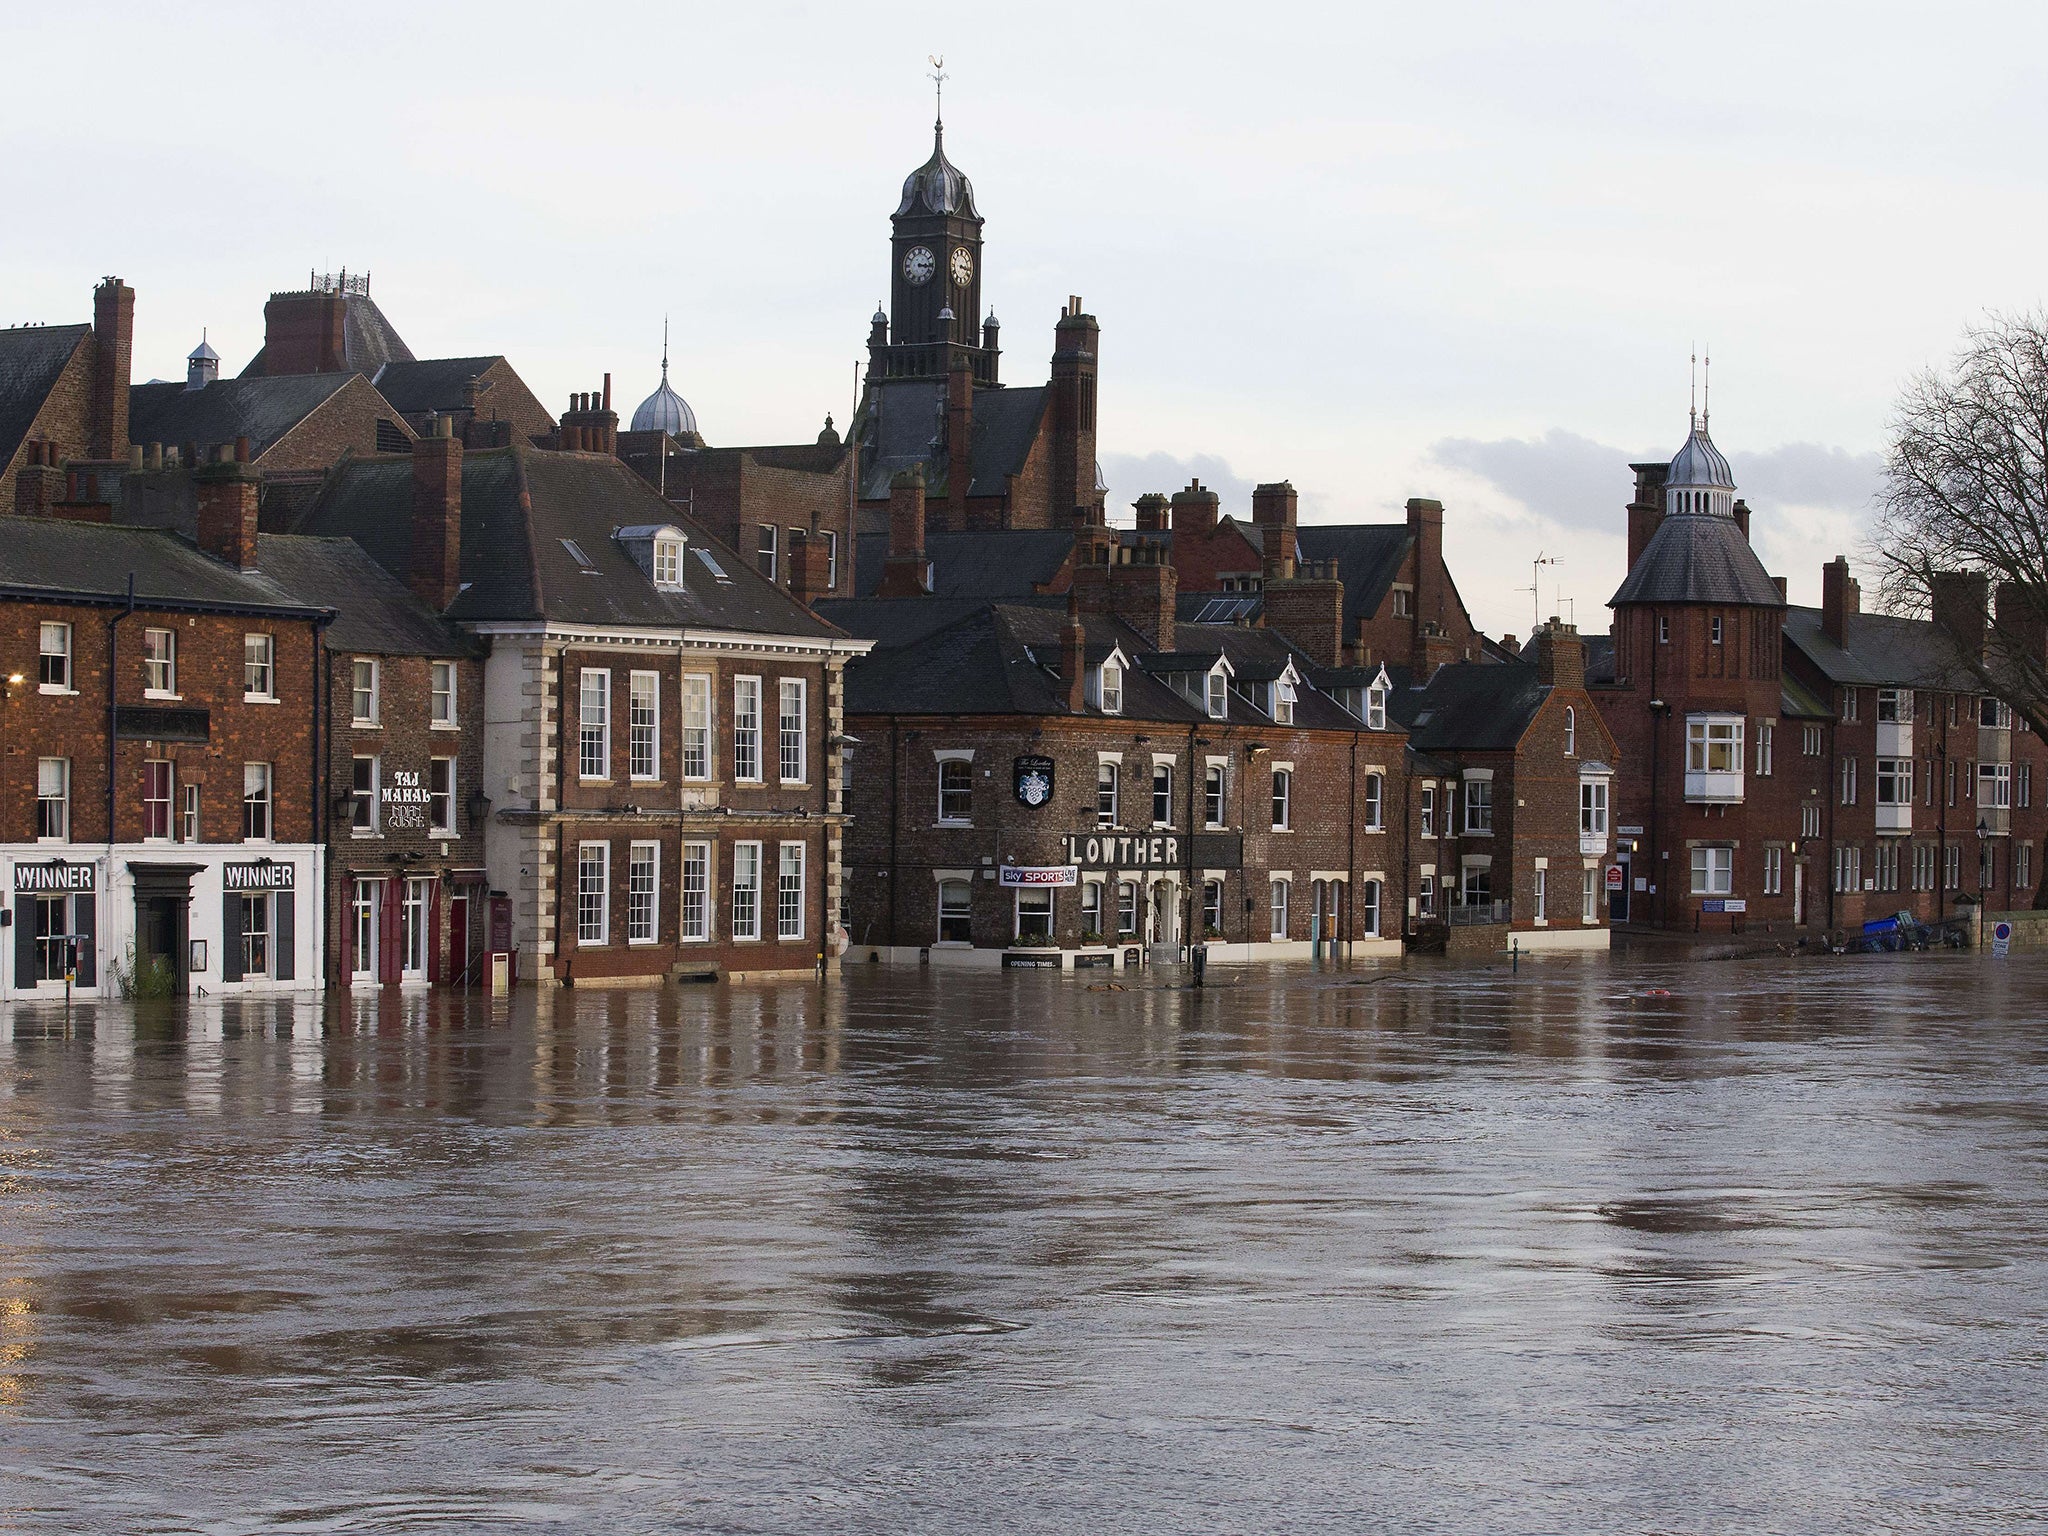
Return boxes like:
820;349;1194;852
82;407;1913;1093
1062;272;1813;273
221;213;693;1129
9;1;2046;632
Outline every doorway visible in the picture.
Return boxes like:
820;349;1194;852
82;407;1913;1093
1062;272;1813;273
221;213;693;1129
129;863;199;996
1611;854;1631;923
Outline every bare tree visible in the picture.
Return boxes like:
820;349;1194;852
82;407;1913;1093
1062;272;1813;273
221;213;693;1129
1873;311;2048;740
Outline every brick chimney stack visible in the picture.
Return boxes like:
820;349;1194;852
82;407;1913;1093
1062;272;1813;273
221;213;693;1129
1995;581;2048;676
1133;493;1170;533
196;446;261;569
1049;298;1100;521
790;528;832;605
50;463;112;524
1534;618;1585;690
1108;541;1177;652
1169;480;1218;536
1626;462;1668;570
1822;555;1862;647
1732;498;1752;542
14;440;63;517
1062;593;1087;713
559;388;618;455
1262;559;1345;666
876;467;932;598
1930;568;1989;663
261;287;347;375
409;415;464;610
1253;482;1298;579
89;277;134;461
1405;497;1445;669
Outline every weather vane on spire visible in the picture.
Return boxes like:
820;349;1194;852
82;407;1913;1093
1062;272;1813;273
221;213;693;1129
1702;347;1712;429
1689;346;1698;429
929;54;948;132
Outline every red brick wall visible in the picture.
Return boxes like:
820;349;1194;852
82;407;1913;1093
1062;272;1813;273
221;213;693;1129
257;376;415;476
0;598;319;845
0;334;95;491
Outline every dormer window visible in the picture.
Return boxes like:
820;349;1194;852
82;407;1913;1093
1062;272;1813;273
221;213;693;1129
1274;677;1296;725
1098;660;1123;715
653;537;683;588
1366;674;1388;731
1206;671;1227;719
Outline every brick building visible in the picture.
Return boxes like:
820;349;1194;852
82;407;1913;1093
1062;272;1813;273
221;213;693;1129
0;477;334;1000
824;473;1411;968
1390;621;1617;952
298;436;870;985
1589;409;2048;935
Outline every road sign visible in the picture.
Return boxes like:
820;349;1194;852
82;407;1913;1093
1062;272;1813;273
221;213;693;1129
1993;920;2013;958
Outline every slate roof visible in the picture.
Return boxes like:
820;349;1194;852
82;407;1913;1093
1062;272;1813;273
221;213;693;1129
0;323;89;468
1582;632;1616;685
1782;605;1976;690
298;444;842;640
1296;523;1413;625
371;356;504;417
0;515;330;618
1610;513;1784;607
1781;672;1834;720
130;374;355;459
856;378;1046;500
1392;661;1549;753
851;528;1076;598
239;289;414;379
251;536;479;657
819;593;1062;651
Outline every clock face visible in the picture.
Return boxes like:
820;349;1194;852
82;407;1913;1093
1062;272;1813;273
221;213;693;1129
902;246;936;285
949;246;974;287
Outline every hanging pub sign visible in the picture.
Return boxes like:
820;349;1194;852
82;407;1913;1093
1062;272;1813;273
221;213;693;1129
1014;755;1056;807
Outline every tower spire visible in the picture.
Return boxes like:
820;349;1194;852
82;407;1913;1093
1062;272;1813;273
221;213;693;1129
1702;347;1711;429
1689;347;1697;430
661;314;670;381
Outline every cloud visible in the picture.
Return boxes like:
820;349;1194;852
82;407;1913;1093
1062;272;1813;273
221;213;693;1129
1429;429;1881;527
1429;429;1637;533
1098;451;1259;519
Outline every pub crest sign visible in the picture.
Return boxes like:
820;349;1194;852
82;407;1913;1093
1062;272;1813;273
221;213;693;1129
1014;754;1056;808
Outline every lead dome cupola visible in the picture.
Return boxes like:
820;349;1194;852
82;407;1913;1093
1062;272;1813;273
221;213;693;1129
894;123;978;220
631;327;698;439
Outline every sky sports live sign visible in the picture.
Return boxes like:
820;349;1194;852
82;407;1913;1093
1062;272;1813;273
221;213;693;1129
999;866;1078;888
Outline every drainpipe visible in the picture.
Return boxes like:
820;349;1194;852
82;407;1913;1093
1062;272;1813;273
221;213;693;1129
105;573;136;846
1184;722;1198;951
886;715;900;946
1646;608;1661;929
1346;727;1358;959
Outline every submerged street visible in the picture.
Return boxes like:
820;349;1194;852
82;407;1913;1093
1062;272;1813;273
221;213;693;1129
3;954;2046;1533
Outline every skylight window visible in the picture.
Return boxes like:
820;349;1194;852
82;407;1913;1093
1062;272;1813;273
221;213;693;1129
560;538;597;570
695;547;732;582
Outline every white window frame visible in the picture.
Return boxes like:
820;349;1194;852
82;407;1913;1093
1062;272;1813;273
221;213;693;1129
653;537;683;588
778;842;806;941
1099;661;1123;715
577;841;610;945
1364;772;1384;831
682;673;713;780
1563;706;1576;756
1206;669;1228;720
1690;846;1733;896
1464;778;1493;834
1271;769;1292;830
36;756;68;841
243;633;275;701
1204;763;1226;828
731;841;762;940
1269;878;1291;940
733;676;762;782
1763;845;1783;895
938;878;974;944
627;841;660;944
430;756;457;835
431;660;458;729
681;841;711;941
1097;761;1120;828
242;761;272;842
1151;761;1174;827
350;656;377;724
579;668;612;780
778;678;808;785
1877;757;1913;806
629;671;661;782
39;621;71;692
1015;886;1055;943
756;525;778;581
1756;720;1775;776
143;627;178;698
1980;762;2012;809
1688;717;1744;774
351;754;379;834
1580;778;1609;836
1581;867;1598;922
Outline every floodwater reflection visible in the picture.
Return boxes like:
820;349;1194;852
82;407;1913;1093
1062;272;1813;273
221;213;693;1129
3;952;2047;1532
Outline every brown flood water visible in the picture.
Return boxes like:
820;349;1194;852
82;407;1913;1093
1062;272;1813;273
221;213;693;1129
2;951;2046;1533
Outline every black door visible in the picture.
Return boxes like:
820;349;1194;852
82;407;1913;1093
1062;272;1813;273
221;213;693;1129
136;894;189;995
1611;855;1631;923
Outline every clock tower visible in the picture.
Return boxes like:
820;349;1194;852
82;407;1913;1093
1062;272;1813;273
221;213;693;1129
872;115;999;386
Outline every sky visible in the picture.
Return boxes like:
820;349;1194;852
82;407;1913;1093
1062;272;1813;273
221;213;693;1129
8;1;2047;634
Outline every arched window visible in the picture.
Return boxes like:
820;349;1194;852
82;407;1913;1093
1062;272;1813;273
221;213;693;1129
1564;706;1577;756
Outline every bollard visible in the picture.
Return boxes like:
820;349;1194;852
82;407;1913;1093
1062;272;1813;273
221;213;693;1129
1192;944;1207;988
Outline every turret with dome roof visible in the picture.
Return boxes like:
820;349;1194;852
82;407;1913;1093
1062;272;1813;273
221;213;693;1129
630;321;700;446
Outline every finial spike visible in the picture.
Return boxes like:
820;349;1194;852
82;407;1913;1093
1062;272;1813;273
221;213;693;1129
1703;347;1711;429
661;314;669;380
928;54;948;137
1689;347;1697;429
